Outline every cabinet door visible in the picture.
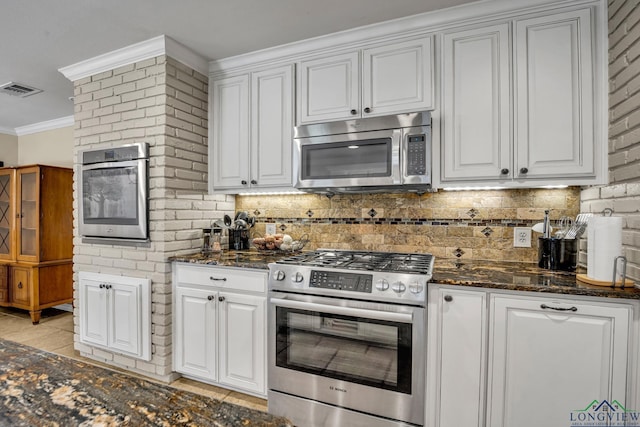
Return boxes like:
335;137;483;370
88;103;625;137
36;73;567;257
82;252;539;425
298;51;359;124
487;296;630;427
362;37;433;117
441;24;511;182
427;286;487;427
211;75;250;189
0;265;7;303
16;167;39;262
108;282;141;356
0;169;15;261
514;8;594;179
9;266;31;307
251;65;294;188
218;292;266;395
79;278;109;347
174;286;217;380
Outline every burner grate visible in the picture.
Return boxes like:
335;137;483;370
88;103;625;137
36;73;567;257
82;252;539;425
277;250;434;275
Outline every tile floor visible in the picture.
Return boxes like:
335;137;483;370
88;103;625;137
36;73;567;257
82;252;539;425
0;306;267;412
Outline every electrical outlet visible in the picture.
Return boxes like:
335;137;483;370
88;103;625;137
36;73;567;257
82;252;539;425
513;227;532;248
265;223;276;235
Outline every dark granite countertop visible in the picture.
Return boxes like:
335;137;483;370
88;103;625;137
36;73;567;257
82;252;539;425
170;251;640;300
169;249;290;270
433;259;640;300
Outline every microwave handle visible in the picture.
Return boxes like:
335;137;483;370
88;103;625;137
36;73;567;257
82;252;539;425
270;297;413;324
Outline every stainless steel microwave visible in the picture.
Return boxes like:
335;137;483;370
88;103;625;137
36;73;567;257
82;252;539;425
293;112;432;194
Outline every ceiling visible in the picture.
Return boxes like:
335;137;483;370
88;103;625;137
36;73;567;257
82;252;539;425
0;0;481;134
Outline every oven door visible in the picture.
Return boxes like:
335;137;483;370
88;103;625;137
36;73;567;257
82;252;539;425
269;292;425;426
294;129;402;190
79;159;148;240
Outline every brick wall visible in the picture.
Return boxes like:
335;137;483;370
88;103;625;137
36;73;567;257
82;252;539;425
72;55;233;381
580;1;640;282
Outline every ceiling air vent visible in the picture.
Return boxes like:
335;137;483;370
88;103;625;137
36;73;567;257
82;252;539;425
0;81;43;98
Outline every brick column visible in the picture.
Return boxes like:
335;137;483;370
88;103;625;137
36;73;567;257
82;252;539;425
72;55;233;381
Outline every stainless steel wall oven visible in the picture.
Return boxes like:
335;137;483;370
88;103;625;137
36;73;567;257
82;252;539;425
78;143;149;242
268;250;434;427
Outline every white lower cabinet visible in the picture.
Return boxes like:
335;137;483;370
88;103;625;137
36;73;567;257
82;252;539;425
427;286;487;427
173;264;267;397
487;294;631;427
427;285;636;427
78;272;151;361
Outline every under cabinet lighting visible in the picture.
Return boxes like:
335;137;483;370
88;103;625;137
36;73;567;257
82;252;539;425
441;185;569;191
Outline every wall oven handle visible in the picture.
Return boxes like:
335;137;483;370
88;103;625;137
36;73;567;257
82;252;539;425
270;297;413;324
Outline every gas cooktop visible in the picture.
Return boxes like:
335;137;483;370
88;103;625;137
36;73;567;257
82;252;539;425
276;250;434;275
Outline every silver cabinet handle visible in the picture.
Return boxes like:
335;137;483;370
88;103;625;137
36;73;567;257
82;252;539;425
209;276;227;281
270;297;413;323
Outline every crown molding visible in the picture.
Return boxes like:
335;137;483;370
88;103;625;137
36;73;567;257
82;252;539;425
0;126;17;136
59;35;208;82
14;116;74;136
209;0;598;74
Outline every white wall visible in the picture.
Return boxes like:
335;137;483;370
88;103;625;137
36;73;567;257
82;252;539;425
18;126;74;167
0;133;18;166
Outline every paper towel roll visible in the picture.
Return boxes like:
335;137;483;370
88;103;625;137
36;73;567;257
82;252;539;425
587;216;623;281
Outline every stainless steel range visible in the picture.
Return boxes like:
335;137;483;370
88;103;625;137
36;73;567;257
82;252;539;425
267;250;434;427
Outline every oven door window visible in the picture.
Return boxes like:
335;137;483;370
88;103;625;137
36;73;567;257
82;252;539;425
82;166;139;225
275;306;412;394
301;138;391;180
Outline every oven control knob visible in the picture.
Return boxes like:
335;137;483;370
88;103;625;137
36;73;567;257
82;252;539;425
291;272;304;283
409;282;424;294
273;270;286;281
375;279;390;291
392;282;406;294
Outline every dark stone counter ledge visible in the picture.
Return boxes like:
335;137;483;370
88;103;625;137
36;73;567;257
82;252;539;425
433;259;640;300
169;251;640;300
169;249;289;270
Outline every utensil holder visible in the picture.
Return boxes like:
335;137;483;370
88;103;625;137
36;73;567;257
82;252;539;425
538;237;577;271
229;229;251;250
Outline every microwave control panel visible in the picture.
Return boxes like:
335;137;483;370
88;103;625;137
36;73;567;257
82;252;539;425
406;134;427;176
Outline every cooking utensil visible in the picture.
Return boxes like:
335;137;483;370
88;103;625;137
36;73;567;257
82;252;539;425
235;219;248;230
555;216;573;238
543;210;551;238
532;222;553;234
247;216;255;228
223;214;232;227
563;212;593;239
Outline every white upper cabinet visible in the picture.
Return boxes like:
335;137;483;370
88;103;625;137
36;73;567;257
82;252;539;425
441;24;511;181
210;65;293;192
514;8;594;179
298;37;433;124
211;75;250;190
440;6;602;187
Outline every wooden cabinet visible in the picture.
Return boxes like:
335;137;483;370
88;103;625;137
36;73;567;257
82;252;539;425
427;286;487;427
173;263;267;397
440;8;599;186
0;165;73;324
298;37;433;124
0;265;7;303
78;272;151;360
211;64;293;192
487;294;631;427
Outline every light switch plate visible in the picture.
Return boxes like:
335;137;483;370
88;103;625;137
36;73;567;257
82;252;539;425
266;223;276;235
513;227;532;248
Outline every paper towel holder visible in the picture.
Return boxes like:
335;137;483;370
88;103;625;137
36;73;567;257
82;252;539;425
612;256;628;288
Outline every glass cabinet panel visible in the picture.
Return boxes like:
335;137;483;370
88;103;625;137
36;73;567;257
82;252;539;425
18;169;37;258
0;170;14;259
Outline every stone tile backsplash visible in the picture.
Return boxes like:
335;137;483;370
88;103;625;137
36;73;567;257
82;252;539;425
236;188;580;263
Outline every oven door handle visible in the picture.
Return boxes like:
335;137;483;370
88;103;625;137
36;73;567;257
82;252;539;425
270;297;413;324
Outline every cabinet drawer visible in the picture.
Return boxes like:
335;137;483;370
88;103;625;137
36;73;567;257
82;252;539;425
175;263;266;293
